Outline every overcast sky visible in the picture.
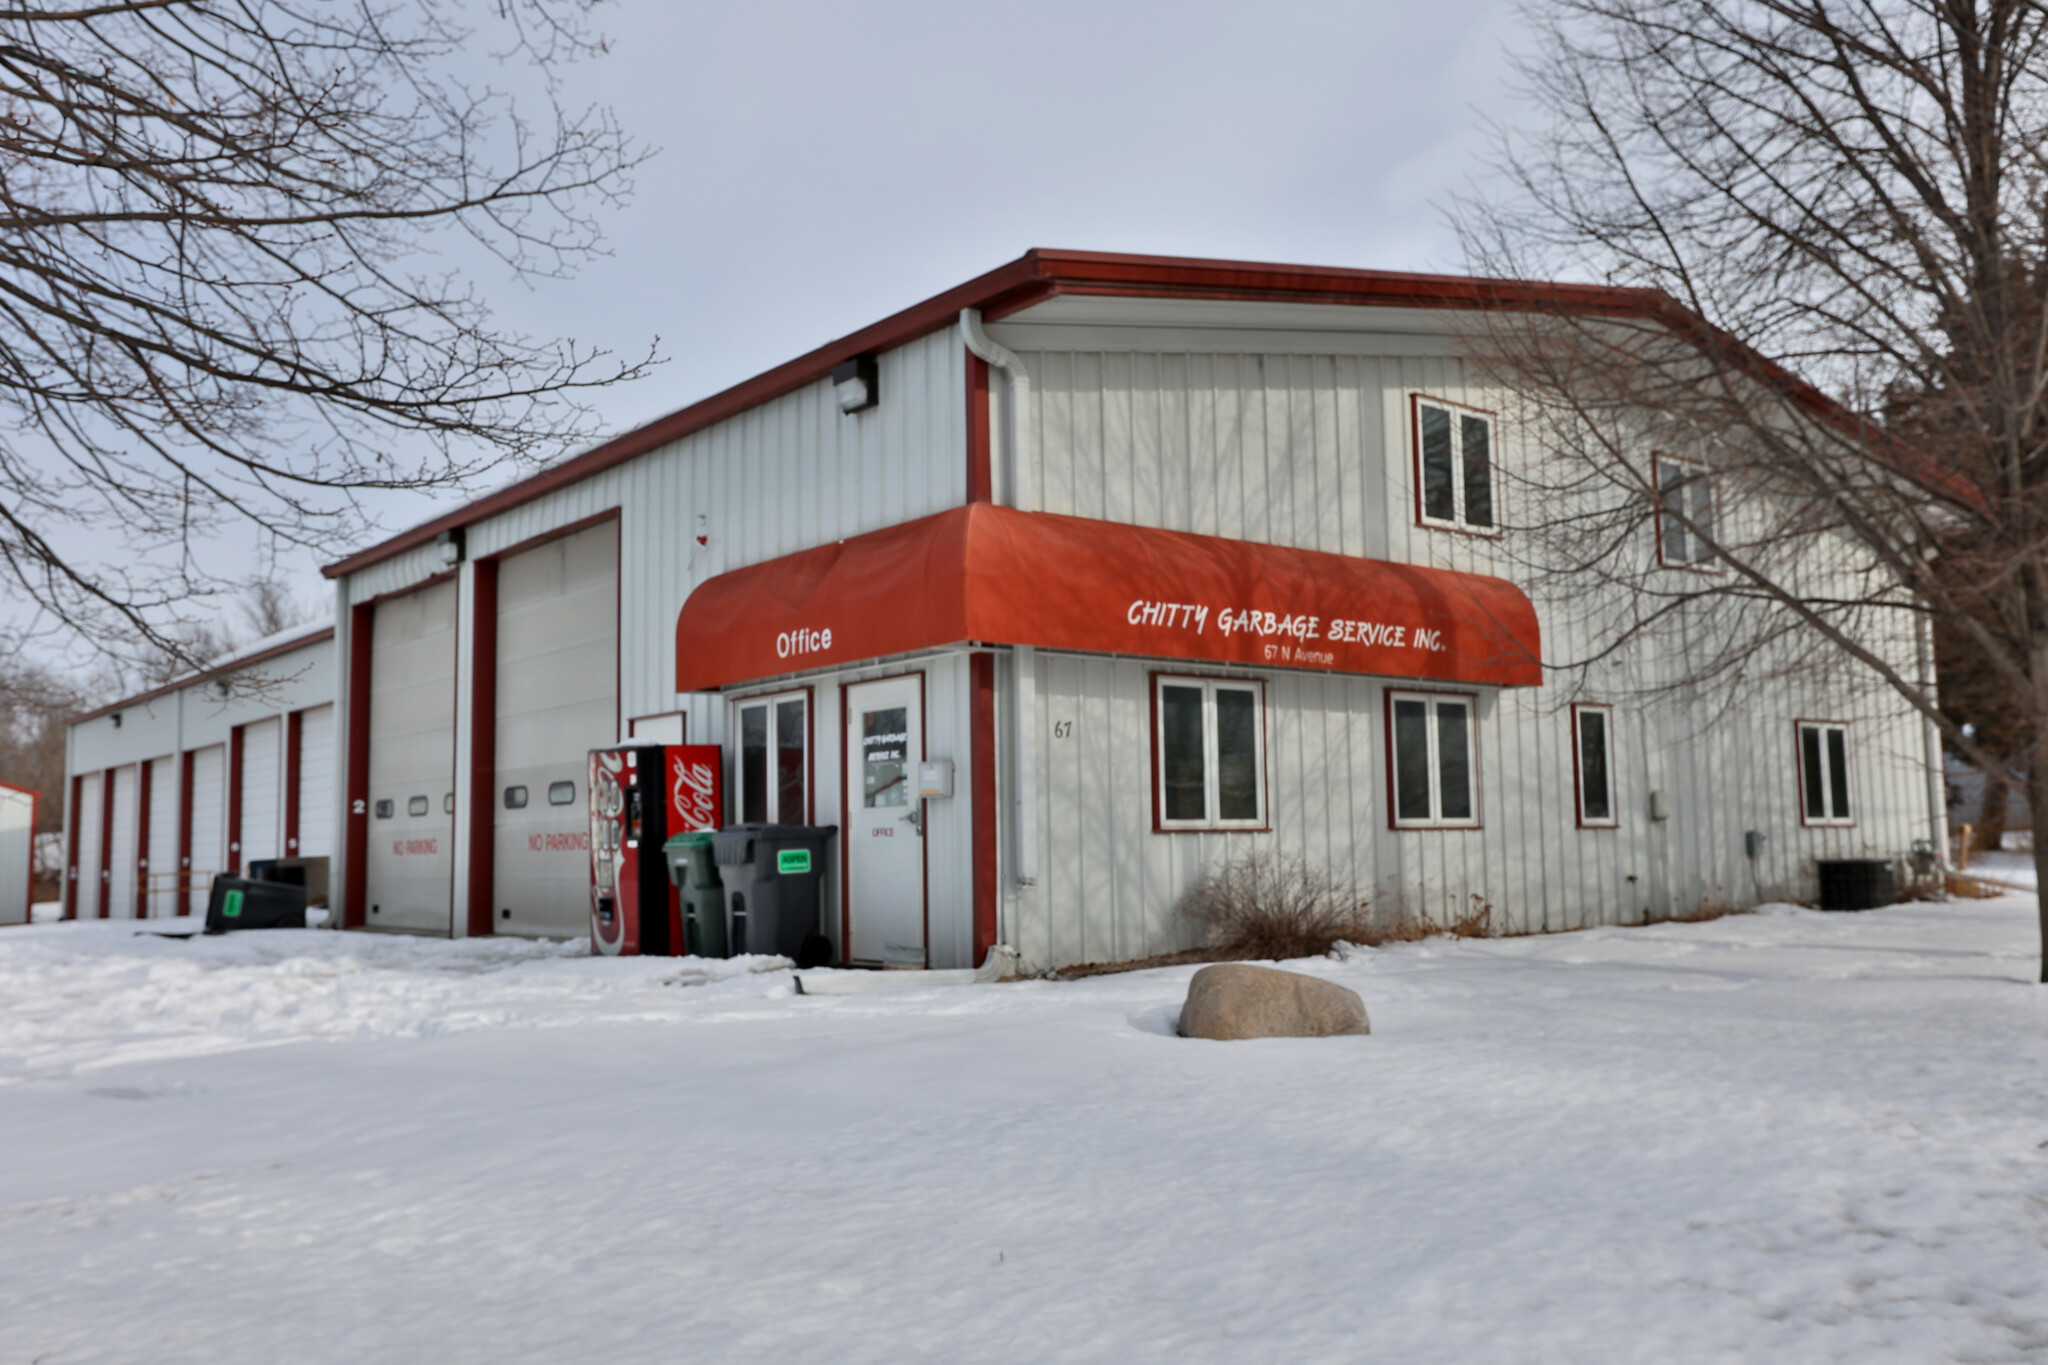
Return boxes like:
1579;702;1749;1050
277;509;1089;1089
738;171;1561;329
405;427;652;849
130;0;1542;648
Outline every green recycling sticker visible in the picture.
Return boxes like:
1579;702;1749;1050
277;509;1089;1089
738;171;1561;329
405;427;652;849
777;849;811;875
222;889;244;919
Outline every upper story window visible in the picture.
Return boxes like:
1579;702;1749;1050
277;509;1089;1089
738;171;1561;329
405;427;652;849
1797;721;1853;826
1654;455;1718;566
1412;395;1497;532
1154;675;1267;831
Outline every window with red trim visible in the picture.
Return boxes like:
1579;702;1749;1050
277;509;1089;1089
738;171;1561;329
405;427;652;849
1389;690;1480;828
1154;675;1266;831
1413;395;1498;531
1573;704;1618;827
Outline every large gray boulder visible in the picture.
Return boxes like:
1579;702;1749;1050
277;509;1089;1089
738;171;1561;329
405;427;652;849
1178;963;1371;1040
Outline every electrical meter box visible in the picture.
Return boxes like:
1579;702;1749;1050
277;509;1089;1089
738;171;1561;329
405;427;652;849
917;760;954;799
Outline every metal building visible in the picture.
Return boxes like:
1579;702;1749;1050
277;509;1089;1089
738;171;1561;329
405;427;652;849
60;626;335;920
53;253;1942;960
0;780;34;925
304;250;1945;970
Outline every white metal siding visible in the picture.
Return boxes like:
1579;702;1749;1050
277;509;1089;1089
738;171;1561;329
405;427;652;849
365;579;457;933
492;521;618;937
295;706;336;860
188;745;225;915
107;765;139;920
238;717;282;871
146;757;178;916
0;786;31;925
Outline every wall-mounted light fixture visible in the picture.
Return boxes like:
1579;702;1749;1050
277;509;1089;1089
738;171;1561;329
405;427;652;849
110;711;122;728
833;355;879;414
436;526;466;568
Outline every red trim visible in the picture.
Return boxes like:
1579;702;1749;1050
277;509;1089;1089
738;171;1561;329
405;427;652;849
483;508;621;567
1794;717;1857;829
467;557;499;937
177;751;194;916
135;759;153;917
1410;393;1505;538
1384;688;1485;831
343;601;375;929
68;625;335;726
226;725;245;879
284;711;303;857
1148;672;1272;833
336;248;1887;582
97;768;114;917
1570;703;1619;829
64;774;81;919
969;653;997;963
966;352;992;504
838;684;851;956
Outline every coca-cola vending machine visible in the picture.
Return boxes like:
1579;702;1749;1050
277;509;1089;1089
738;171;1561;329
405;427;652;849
587;744;722;956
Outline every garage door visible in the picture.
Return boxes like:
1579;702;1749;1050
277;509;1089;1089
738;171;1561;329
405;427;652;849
107;765;138;920
365;579;457;933
188;745;224;915
237;717;282;871
295;705;335;860
72;775;101;918
146;756;178;917
494;522;618;937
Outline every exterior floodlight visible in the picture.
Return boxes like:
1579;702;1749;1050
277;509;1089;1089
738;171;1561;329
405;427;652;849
833;355;879;414
436;527;466;568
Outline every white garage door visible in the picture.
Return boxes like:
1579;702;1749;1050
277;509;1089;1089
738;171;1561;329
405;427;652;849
146;756;178;917
494;522;618;938
366;579;458;934
188;745;225;915
295;705;336;860
73;774;102;917
237;717;282;871
107;765;138;920
0;784;32;926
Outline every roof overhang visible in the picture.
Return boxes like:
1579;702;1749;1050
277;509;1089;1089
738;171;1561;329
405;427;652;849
675;506;1542;691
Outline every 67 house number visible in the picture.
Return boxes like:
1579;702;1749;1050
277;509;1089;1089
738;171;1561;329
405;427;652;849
1053;719;1073;740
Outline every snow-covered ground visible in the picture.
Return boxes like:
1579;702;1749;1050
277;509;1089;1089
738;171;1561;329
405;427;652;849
3;901;2046;1363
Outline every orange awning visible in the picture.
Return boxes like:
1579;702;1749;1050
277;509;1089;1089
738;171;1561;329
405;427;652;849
675;505;1542;691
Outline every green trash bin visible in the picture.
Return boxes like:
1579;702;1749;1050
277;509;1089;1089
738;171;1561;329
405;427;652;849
662;831;728;958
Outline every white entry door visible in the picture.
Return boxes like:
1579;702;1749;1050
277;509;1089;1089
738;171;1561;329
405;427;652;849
845;675;925;965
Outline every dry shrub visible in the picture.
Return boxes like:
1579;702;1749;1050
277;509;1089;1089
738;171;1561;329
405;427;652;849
1176;853;1496;959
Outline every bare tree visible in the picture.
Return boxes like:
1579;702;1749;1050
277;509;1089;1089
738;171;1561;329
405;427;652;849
1452;0;2048;977
0;0;654;673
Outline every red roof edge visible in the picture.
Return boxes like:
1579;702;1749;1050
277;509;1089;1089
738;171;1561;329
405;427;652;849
67;625;337;727
323;249;1692;580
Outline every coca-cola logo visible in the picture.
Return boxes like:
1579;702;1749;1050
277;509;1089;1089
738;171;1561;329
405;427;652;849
670;752;717;831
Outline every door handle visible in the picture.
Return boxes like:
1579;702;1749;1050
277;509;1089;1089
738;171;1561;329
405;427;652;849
899;805;924;836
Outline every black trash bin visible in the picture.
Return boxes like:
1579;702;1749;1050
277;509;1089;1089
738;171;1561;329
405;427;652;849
204;875;308;933
662;831;728;959
1816;858;1897;911
711;824;836;962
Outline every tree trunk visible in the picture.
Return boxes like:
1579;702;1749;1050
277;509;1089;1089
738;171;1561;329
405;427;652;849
2029;756;2048;985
